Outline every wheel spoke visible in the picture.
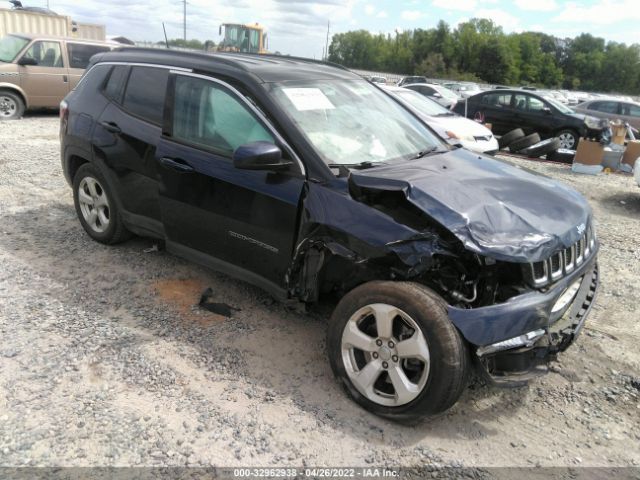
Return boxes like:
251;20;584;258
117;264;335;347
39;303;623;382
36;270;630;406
371;304;397;339
351;360;383;395
97;208;109;227
94;192;108;208
86;178;99;198
388;365;420;404
342;322;377;352
78;190;93;206
86;210;98;228
396;331;430;363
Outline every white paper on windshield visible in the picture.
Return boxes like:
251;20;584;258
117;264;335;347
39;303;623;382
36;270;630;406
282;88;335;111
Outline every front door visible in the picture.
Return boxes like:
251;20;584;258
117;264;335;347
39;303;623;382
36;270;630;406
157;73;305;288
18;40;69;107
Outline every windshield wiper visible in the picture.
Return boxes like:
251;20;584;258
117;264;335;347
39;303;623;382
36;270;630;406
328;161;379;170
410;145;445;160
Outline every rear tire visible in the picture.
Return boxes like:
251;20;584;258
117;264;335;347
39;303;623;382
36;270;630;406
521;137;561;158
73;163;131;245
327;281;469;421
498;128;525;149
508;133;541;153
0;90;25;120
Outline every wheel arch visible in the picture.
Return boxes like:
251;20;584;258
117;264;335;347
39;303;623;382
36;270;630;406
0;83;28;109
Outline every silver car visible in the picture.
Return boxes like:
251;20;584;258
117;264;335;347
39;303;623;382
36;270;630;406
574;99;640;131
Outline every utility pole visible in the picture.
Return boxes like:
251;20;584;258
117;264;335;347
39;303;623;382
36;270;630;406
183;0;187;41
324;20;330;61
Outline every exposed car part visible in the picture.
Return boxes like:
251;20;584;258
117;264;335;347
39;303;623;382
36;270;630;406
520;137;561;158
498;128;524;149
508;133;541;153
556;129;579;149
0;90;24;120
546;148;575;164
328;281;468;419
72;163;130;244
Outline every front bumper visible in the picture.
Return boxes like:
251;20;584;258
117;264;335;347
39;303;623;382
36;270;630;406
448;253;599;385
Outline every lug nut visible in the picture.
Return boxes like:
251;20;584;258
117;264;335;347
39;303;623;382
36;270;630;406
376;339;383;346
392;355;398;362
382;361;388;369
372;352;378;359
388;341;395;348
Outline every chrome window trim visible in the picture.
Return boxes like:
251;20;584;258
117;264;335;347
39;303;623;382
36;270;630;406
170;70;305;176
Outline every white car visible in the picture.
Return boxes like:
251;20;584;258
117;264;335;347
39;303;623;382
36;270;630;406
384;86;499;154
402;83;460;110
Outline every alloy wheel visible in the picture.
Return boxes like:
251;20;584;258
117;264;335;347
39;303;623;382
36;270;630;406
341;303;430;407
558;133;576;149
78;177;110;233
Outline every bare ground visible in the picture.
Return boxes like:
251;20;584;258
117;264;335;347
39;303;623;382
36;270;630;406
0;116;638;469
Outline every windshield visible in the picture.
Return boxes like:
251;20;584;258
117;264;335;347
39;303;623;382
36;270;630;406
435;86;459;100
269;80;443;166
546;96;574;114
0;35;29;63
395;89;452;116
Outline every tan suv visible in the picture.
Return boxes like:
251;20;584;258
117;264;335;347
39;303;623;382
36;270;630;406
0;34;114;119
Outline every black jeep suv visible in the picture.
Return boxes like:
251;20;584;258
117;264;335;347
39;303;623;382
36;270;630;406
60;49;599;420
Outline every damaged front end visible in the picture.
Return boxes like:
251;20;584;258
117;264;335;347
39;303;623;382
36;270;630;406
286;150;600;386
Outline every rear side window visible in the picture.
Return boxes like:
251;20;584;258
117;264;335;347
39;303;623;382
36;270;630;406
122;67;169;125
67;43;111;69
73;64;111;94
622;103;640;117
591;101;618;114
22;40;63;68
483;93;512;107
103;65;128;102
172;75;274;156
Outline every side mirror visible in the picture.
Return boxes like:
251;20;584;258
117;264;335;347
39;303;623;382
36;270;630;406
432;93;442;98
542;107;552;115
18;57;38;66
233;142;292;171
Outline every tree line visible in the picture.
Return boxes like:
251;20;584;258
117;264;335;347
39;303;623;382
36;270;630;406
327;19;640;95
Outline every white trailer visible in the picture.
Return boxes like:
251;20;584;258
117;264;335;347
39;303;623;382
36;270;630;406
0;8;105;40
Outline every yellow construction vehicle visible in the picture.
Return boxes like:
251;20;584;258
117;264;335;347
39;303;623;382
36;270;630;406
218;23;268;54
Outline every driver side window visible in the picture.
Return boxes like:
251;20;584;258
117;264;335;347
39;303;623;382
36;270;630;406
172;75;275;157
22;41;63;68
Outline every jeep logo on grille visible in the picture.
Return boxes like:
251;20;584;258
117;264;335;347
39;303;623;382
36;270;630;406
576;223;586;235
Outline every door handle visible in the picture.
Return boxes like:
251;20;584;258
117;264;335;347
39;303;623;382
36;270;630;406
63;75;68;83
160;157;194;173
99;121;121;134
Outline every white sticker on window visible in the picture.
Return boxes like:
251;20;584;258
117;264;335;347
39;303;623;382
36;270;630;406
282;88;335;111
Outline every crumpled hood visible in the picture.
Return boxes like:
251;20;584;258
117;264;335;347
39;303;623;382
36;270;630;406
348;149;592;263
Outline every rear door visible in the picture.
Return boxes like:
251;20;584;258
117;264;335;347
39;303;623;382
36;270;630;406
477;92;513;134
66;42;112;90
92;65;169;233
620;103;640;130
156;73;305;288
17;40;69;107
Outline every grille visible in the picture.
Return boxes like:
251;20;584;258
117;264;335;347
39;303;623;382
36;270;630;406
526;225;595;287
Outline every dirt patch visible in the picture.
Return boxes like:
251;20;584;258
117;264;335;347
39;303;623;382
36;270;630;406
153;278;225;324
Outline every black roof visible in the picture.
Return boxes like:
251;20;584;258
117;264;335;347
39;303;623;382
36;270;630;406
96;48;357;83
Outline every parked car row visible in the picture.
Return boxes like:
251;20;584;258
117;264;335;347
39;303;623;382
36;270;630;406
454;88;603;149
59;49;599;421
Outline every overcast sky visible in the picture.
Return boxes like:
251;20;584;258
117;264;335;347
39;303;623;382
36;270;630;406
30;0;640;58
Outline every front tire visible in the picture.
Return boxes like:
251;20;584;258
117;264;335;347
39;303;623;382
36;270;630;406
556;129;579;149
0;90;25;120
327;281;469;421
73;163;130;244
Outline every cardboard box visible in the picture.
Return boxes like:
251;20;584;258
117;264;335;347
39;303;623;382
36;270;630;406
622;140;640;168
574;138;604;166
611;123;626;145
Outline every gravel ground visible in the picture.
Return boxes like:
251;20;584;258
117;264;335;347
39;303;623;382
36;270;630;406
0;115;639;470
